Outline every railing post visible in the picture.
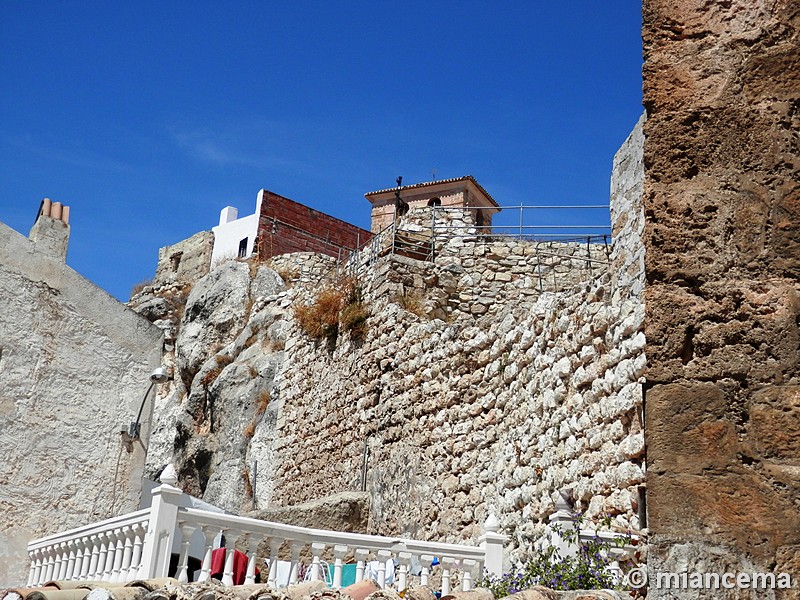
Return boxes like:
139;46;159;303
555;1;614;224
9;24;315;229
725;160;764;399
332;544;348;588
477;514;506;578
548;492;578;559
419;554;433;587
138;464;183;580
354;548;368;584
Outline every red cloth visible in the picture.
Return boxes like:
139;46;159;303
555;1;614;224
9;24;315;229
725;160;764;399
210;548;250;585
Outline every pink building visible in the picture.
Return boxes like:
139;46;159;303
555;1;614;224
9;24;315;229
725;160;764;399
365;176;500;234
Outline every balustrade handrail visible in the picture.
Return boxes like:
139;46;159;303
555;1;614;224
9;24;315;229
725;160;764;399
25;468;505;590
179;507;486;561
27;508;150;551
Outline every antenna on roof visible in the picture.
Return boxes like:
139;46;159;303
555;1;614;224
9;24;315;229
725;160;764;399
394;176;409;220
431;168;437;181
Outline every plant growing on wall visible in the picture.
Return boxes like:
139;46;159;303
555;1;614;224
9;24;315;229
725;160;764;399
480;514;637;595
294;275;369;342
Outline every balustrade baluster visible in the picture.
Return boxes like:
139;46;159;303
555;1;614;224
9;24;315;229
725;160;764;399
197;527;217;582
396;552;412;591
43;546;56;583
176;523;196;583
377;550;392;588
96;533;110;581
129;524;145;581
332;545;348;589
28;549;41;586
102;531;117;580
55;542;69;581
242;534;260;585
64;541;78;581
310;543;325;582
120;527;135;581
419;554;433;588
289;542;303;585
354;549;368;584
441;557;455;596
221;529;239;586
267;538;282;588
79;536;92;580
462;562;473;591
110;528;126;582
87;536;101;580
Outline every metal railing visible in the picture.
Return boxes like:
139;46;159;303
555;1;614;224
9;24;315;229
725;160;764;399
322;203;612;287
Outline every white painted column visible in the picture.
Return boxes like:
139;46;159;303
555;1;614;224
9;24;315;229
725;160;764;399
332;545;348;589
477;514;506;579
354;549;369;584
137;466;184;580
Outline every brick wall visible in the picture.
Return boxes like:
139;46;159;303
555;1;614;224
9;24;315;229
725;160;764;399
256;190;372;261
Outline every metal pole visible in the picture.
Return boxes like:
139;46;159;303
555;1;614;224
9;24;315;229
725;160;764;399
431;206;436;260
130;381;156;439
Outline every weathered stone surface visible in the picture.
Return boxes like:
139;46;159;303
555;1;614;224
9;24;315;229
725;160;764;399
251;491;370;533
643;0;800;591
153;230;214;288
0;221;163;586
177;261;252;380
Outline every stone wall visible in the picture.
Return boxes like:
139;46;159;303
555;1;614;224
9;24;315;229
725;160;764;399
270;160;646;563
153;230;214;288
0;220;163;586
642;0;800;594
136;128;647;571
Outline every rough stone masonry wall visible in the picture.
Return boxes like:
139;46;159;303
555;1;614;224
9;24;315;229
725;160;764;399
642;0;800;594
153;230;214;288
353;207;612;322
271;146;646;564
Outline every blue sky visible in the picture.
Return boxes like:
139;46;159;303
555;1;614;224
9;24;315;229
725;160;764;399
0;2;643;301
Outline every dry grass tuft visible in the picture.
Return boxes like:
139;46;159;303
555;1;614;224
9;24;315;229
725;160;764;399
255;390;270;415
294;275;369;342
130;279;152;299
215;354;233;368
394;291;426;318
200;354;233;388
242;468;254;497
200;366;221;388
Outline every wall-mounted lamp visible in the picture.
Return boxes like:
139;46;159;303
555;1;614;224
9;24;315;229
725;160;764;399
129;367;171;440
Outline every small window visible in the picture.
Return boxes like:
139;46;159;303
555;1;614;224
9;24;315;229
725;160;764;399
427;197;441;207
170;252;182;272
238;238;248;258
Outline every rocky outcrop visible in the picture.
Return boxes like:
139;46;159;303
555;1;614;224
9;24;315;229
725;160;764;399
642;0;800;593
252;491;370;533
129;129;646;566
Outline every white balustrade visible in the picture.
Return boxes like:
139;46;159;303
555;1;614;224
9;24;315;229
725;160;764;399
27;464;507;592
25;509;150;586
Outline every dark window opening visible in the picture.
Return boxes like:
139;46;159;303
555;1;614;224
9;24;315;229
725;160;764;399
427;197;441;207
238;238;248;258
170;252;182;272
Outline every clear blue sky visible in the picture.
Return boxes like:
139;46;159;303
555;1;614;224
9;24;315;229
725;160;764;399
0;1;643;301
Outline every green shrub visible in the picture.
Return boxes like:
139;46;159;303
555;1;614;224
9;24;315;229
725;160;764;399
480;514;636;595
